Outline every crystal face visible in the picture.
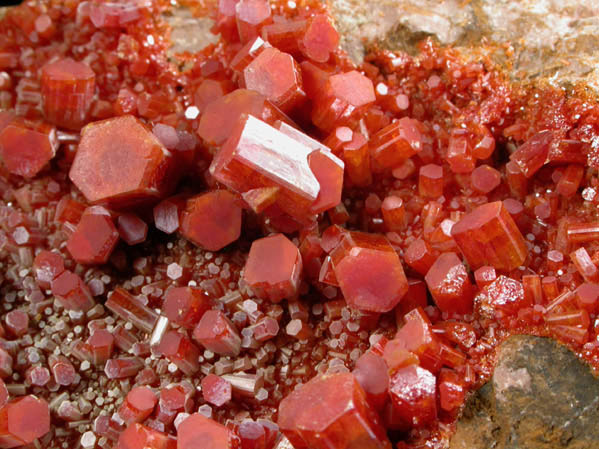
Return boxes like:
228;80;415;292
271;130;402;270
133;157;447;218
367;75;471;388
278;372;391;449
180;190;242;251
451;201;528;271
0;395;50;448
210;114;343;223
330;231;408;312
243;234;302;302
40;57;95;130
69;115;176;208
0;117;57;179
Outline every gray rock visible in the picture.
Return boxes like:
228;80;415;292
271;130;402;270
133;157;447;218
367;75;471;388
450;335;599;449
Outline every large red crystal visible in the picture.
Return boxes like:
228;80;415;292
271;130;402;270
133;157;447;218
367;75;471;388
370;118;423;171
0;395;50;448
210;114;344;222
51;270;95;312
243;233;302;302
180;190;242;251
242;47;305;112
451;201;528;271
330;231;408;312
118;386;158;425
40;58;95;130
117;423;176;449
278;372;391;449
177;413;236;449
69;115;176;207
0;117;57;179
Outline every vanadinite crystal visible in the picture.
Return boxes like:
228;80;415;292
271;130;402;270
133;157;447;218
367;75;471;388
243;233;302;302
40;58;95;130
0;117;58;179
66;209;120;264
0;395;50;448
210;114;343;223
451;201;528;271
177;414;236;449
69;115;177;207
330;231;408;312
278;372;391;449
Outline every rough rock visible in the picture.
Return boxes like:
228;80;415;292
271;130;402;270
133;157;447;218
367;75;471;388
450;335;599;449
330;0;599;89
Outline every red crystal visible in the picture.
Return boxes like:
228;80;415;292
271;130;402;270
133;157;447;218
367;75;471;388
299;14;339;63
330;231;408;312
352;352;389;411
40;58;95;130
193;310;241;356
425;252;474;315
117;423;176;449
509;130;553;178
49;355;76;386
370;118;423;171
476;275;529;317
235;0;272;43
451;201;528;271
0;396;50;448
153;197;185;235
163;287;212;329
198;89;289;147
388;365;437;430
0;117;57;179
51;270;95;312
117;213;148;246
155;331;200;376
312;71;375;131
85;329;115;365
69;115;177;207
201;374;232;407
243;234;302;302
242;47;305;112
4;311;28;338
278;372;391;449
32;250;65;290
438;368;466;412
180;190;242;251
470;164;501;194
119;386;158;425
105;288;158;333
418;164;443;198
66;211;119;264
177;413;236;449
394;308;441;373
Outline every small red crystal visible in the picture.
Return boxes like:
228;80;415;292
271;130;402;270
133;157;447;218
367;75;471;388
66;211;119;264
0;117;58;179
476;275;529;317
425;252;474;315
201;374;232;407
370;118;422;171
117;423;176;449
85;329;115;365
193;310;241;356
117;213;148;245
163;287;212;329
119;386;158;425
451;201;528;271
51;270;95;312
32;250;65;290
242;47;305;112
388;365;437;430
243;234;302;302
509;130;553;178
40;58;95;130
330;231;408;312
156;331;200;376
299;14;339;63
179;190;242;251
352;352;389;411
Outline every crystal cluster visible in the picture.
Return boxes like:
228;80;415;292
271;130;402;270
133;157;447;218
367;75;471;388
0;0;599;449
